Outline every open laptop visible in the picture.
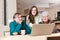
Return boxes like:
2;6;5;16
31;24;55;36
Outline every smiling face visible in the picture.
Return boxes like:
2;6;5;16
13;13;22;23
42;15;48;23
31;7;37;16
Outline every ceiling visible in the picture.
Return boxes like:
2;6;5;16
18;0;60;9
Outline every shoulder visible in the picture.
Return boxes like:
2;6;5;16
9;21;13;24
26;15;29;20
9;21;15;25
26;15;29;18
9;21;14;27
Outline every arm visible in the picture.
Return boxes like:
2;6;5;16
9;22;21;35
14;23;21;32
23;21;31;34
25;24;31;34
26;15;30;25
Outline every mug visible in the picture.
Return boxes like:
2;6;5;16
21;30;25;35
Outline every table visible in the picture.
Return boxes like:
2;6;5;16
47;36;60;40
0;33;60;40
55;21;60;29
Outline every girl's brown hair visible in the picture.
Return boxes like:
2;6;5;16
28;6;38;24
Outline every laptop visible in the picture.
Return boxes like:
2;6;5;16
31;24;55;36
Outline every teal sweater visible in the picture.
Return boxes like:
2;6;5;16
9;20;31;35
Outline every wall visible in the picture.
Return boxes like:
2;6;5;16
6;0;17;25
36;6;60;20
0;0;4;36
17;6;60;20
0;0;17;36
45;6;60;20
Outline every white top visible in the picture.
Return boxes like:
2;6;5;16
26;15;42;27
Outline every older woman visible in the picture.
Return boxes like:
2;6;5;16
41;11;57;33
41;11;51;24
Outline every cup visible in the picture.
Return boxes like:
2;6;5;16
21;30;25;35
